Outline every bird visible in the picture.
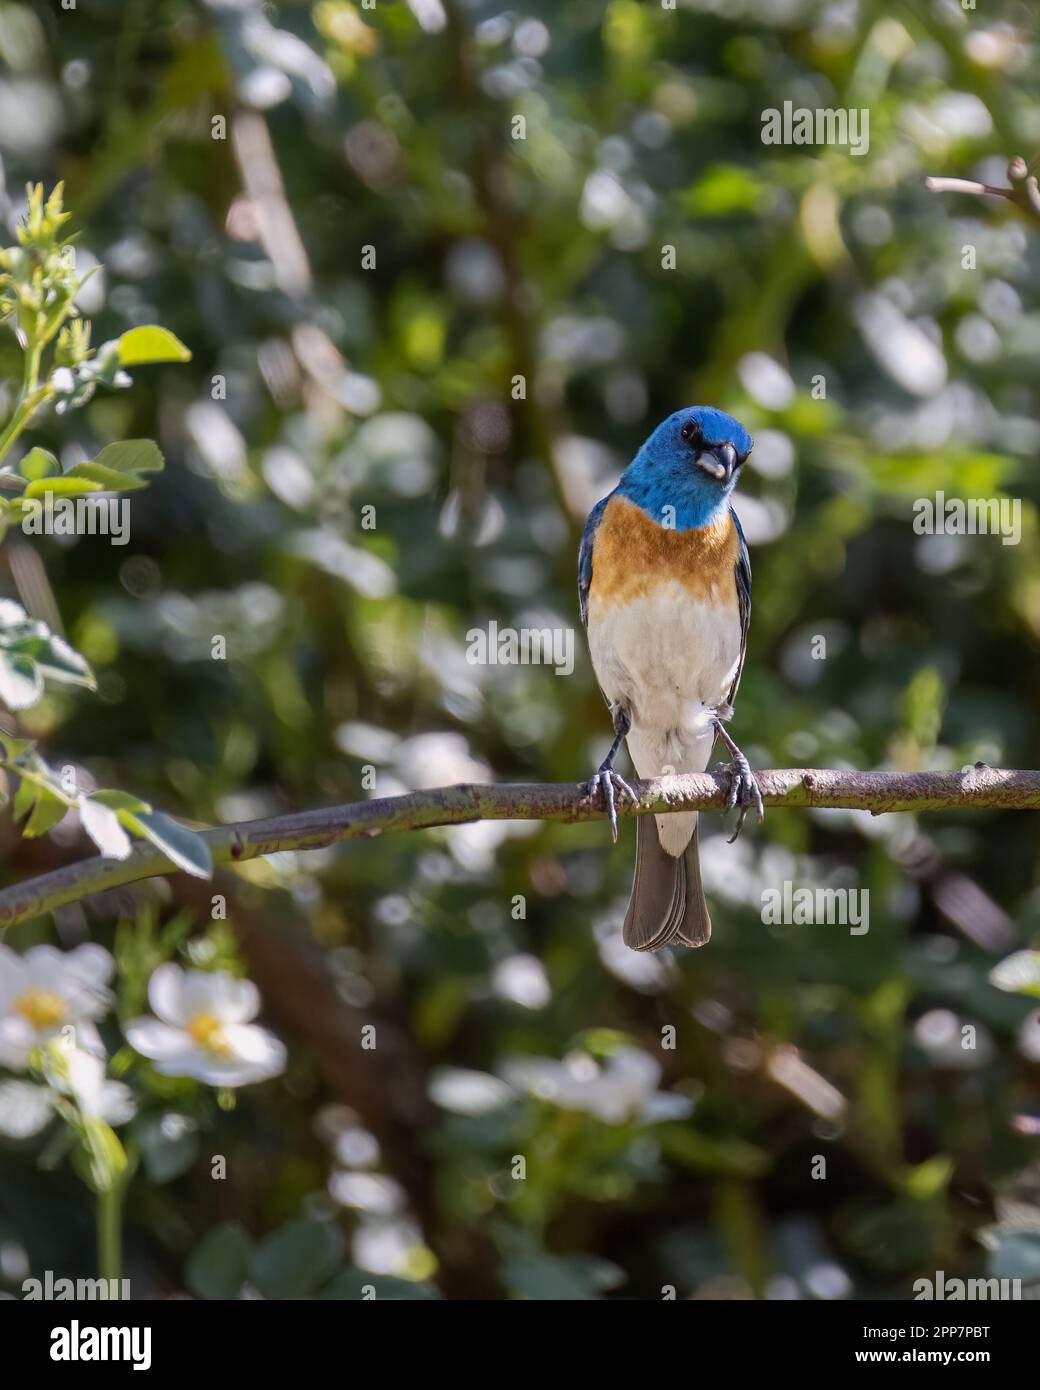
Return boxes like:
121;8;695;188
578;405;763;952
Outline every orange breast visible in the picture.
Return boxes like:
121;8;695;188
588;495;740;613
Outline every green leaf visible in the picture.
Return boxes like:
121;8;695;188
0;732;38;761
90;788;152;814
119;808;212;878
501;1251;615;1301
33;633;95;690
19;447;59;481
116;325;192;365
185;1223;252;1301
80;796;132;858
78;439;164;480
13;777;35;821
136;1113;198;1184
63;462;149;493
0;605;95;702
24;476;103;499
0;736;78;837
901;1155;953;1200
249;1219;345;1300
0;650;43;709
23;786;69;837
680;164;767;217
0;597;29;628
80;1117;127;1194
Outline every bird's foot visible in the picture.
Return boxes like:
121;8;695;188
710;715;763;844
715;750;764;844
585;767;638;844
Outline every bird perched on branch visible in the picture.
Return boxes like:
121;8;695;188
578;406;762;951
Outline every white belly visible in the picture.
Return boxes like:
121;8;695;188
587;581;741;854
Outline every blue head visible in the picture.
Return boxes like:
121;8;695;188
616;406;753;531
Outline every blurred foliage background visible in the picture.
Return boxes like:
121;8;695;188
1;0;1040;1301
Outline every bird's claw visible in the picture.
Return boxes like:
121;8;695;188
585;768;638;844
717;754;764;844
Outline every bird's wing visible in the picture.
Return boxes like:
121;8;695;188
727;506;752;707
577;494;611;629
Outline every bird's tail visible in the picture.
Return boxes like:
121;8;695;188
622;814;711;951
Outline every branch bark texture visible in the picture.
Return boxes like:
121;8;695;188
1;765;1037;929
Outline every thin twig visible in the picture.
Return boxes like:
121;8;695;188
1;765;1037;928
925;156;1040;224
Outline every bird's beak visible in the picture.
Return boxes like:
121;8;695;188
695;442;737;484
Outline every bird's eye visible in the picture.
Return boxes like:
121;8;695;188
680;420;700;445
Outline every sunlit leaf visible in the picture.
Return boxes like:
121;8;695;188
76;439;164;480
0;650;43;709
116;325;192;365
80;796;133;859
18;447;59;481
23;786;69;837
24;476;102;499
118;808;212;879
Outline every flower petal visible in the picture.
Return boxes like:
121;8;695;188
222;1023;285;1068
0;1016;33;1071
125;1017;188;1061
187;970;260;1024
149;1051;227;1084
98;1080;136;1126
178;1025;288;1087
20;945;67;989
0;1080;55;1138
147;963;190;1026
64;943;115;990
66;1020;105;1059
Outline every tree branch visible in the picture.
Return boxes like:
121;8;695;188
1;765;1038;929
925;156;1040;223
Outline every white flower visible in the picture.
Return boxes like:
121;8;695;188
913;1009;994;1069
490;953;551;1009
50;366;76;395
0;1079;56;1138
499;1046;694;1126
0;943;113;1071
428;1066;512;1116
125;964;286;1087
44;1035;135;1126
328;1171;407;1215
351;1218;426;1277
0;1035;134;1139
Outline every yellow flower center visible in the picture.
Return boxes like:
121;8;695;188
187;1011;230;1056
14;988;67;1031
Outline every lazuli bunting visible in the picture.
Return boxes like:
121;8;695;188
578;406;762;951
